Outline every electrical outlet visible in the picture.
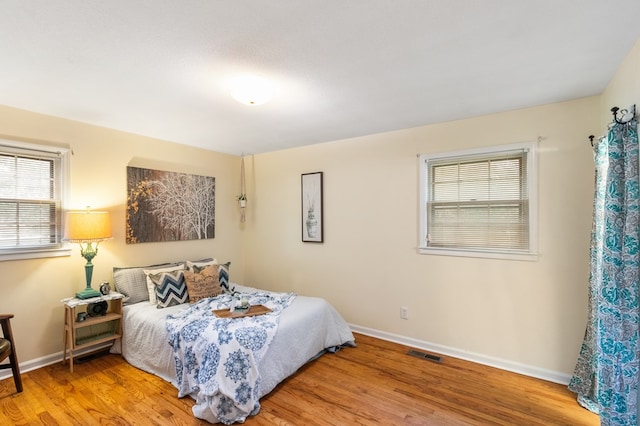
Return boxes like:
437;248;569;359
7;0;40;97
400;306;409;320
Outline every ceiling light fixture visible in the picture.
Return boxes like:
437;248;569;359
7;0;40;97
230;75;273;106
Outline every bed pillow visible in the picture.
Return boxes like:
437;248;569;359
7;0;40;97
144;264;185;305
218;261;231;290
186;258;218;271
148;269;188;308
183;264;221;303
113;263;172;305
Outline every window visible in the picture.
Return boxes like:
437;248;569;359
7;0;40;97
0;139;70;261
419;141;537;260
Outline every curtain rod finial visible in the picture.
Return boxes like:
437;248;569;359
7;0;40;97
612;105;636;124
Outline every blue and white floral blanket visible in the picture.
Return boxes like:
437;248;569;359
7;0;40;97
166;291;296;424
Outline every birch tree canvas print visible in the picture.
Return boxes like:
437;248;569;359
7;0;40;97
126;166;215;244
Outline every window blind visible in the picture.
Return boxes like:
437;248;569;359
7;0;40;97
0;150;63;250
426;150;529;251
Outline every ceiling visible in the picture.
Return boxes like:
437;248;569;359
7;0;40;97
1;1;639;156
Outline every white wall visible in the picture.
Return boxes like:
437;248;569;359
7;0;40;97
242;96;599;380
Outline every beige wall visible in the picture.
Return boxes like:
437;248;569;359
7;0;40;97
601;37;640;126
0;105;244;363
242;96;599;378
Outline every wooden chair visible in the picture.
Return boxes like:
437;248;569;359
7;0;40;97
0;314;22;393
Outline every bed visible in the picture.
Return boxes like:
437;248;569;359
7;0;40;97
114;268;355;425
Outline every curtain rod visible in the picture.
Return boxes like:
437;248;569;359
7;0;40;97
0;142;65;156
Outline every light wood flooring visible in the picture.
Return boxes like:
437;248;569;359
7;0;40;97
0;333;598;425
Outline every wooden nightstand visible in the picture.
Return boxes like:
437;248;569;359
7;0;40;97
61;292;124;372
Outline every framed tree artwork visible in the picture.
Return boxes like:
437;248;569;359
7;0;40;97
302;172;323;243
126;166;215;244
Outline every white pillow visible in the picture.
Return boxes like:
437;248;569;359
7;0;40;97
144;264;185;304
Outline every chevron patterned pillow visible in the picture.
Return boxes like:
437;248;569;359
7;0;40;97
149;269;188;308
143;264;185;305
217;262;231;291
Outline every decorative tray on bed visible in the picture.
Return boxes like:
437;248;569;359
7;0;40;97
213;304;272;318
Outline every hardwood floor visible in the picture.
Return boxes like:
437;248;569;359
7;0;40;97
0;333;598;425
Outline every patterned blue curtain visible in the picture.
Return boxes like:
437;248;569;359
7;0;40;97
569;115;639;425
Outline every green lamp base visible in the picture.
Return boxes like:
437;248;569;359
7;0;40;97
76;287;101;299
76;252;101;299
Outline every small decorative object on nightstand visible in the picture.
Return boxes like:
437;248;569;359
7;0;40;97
61;291;123;372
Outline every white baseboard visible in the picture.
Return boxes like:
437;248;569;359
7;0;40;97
0;344;112;382
349;324;572;385
3;329;571;387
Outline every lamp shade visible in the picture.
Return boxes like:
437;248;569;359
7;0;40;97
64;211;112;242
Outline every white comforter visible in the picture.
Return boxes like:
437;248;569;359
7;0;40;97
118;285;355;423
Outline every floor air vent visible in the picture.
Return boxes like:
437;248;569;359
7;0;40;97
407;349;442;363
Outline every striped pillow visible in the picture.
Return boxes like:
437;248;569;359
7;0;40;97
113;263;174;305
149;269;188;308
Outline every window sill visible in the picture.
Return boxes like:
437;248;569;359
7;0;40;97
418;247;538;262
0;247;72;262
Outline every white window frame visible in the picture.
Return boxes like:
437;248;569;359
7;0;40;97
418;141;538;261
0;139;71;261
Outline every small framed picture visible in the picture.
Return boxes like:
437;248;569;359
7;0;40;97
301;172;323;243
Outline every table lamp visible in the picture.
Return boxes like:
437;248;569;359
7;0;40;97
64;209;112;299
